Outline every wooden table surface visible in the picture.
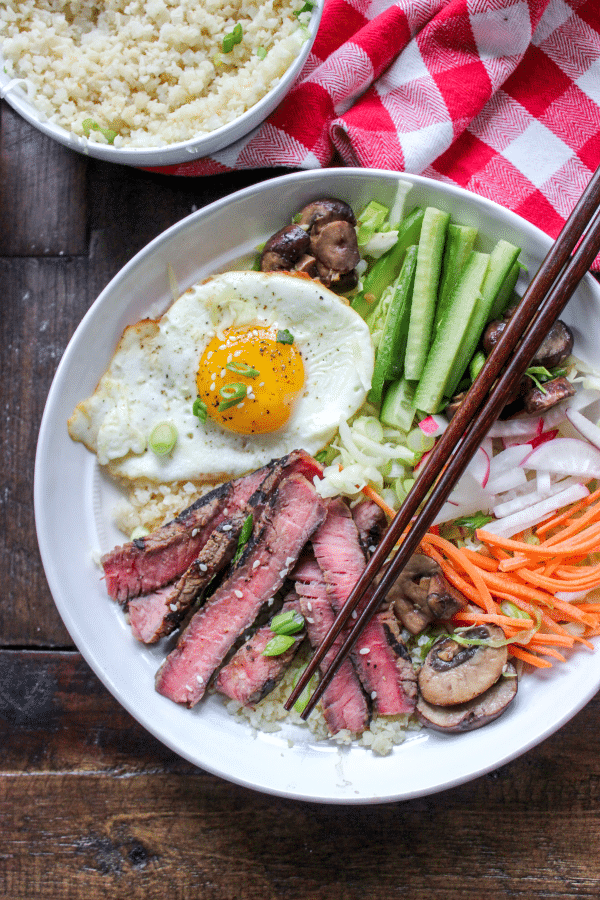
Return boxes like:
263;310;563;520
3;99;600;900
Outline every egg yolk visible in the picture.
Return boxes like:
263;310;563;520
196;324;305;434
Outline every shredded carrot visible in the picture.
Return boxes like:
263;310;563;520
509;646;552;668
360;484;396;520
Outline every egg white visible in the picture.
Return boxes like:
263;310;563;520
68;270;375;483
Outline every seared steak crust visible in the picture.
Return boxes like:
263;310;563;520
128;514;245;644
102;449;322;604
155;473;327;707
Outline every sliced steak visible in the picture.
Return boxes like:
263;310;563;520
215;593;305;706
352;499;387;557
155;473;327;707
102;449;322;604
128;514;245;644
294;552;370;735
311;498;416;717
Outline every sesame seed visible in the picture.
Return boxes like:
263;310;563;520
351;610;358;619
196;674;204;684
286;557;295;566
359;647;370;655
191;528;198;537
185;685;192;692
227;354;233;363
222;524;232;532
211;372;217;380
307;602;312;612
220;369;226;377
169;603;178;612
368;545;376;553
370;691;377;700
199;563;208;572
307;617;314;624
279;569;288;578
253;560;261;569
268;598;274;606
210;382;215;391
234;589;243;598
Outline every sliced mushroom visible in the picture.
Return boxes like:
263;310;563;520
315;261;359;293
297;198;356;234
483;316;573;369
416;662;517;732
444;391;467;420
418;625;507;706
260;224;310;272
310;219;360;273
294;253;319;277
523;375;575;414
387;554;466;635
531;320;574;369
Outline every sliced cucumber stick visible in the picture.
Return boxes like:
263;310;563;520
435;223;478;330
413;250;490;414
380;376;416;433
444;239;521;398
351;207;424;320
404;207;450;381
487;258;520;321
367;245;418;404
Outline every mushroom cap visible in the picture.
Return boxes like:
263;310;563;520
418;625;508;706
416;662;518;732
260;224;310;271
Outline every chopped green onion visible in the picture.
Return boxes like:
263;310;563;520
277;329;295;344
270;610;305;636
218;382;247;411
82;118;117;144
452;511;494;532
292;664;318;713
226;361;260;378
500;600;532;621
294;0;315;15
257;46;267;60
149;422;178;456
192;397;208;423
315;450;328;463
222;22;243;53
263;634;296;657
233;513;253;564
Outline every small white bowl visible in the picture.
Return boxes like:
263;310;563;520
0;1;322;168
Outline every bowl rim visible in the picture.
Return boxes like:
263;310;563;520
0;0;323;167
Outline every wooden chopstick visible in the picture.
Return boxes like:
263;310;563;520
285;165;600;718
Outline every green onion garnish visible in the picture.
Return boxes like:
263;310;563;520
294;0;315;15
270;610;305;636
192;397;208;423
257;46;267;60
226;361;260;378
149;422;178;456
277;329;294;344
315;450;328;463
218;382;247;411
292;664;318;713
263;634;296;657
82;118;117;144
222;23;243;53
233;513;253;564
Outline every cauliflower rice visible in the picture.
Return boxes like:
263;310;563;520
0;0;311;147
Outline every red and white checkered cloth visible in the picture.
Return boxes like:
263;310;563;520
151;0;600;263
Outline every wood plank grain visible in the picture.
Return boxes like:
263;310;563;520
1;650;600;900
0;102;88;257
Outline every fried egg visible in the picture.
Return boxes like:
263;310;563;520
68;271;375;484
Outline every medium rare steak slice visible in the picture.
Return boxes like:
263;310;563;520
294;552;370;735
311;498;416;716
352;499;387;557
128;514;246;644
102;449;322;604
215;593;305;706
155;473;327;707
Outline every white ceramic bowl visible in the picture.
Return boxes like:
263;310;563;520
0;2;322;167
35;169;600;803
